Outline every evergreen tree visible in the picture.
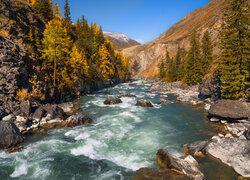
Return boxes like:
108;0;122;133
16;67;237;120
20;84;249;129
98;43;115;80
184;31;203;85
219;0;249;99
175;46;181;81
41;8;72;93
64;0;71;23
158;60;166;79
201;30;213;74
167;58;176;82
33;0;53;22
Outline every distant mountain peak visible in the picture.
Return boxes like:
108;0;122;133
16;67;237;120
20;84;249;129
103;31;140;50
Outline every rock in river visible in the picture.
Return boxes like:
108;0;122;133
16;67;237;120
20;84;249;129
66;113;93;127
104;96;122;105
157;149;205;180
0;121;23;149
208;100;250;120
206;137;250;178
133;168;189;180
136;99;153;107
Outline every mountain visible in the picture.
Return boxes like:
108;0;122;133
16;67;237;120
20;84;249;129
122;0;226;78
103;31;140;50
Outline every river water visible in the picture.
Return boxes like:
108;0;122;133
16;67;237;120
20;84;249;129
0;80;238;180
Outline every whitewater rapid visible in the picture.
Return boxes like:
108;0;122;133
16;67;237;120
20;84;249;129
0;80;213;180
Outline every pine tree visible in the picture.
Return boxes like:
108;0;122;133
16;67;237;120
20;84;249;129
184;31;203;85
201;30;213;74
41;9;72;93
219;0;249;99
158;60;166;79
175;46;181;81
64;0;71;23
167;58;176;82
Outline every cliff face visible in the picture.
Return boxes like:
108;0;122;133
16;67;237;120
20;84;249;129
0;0;45;117
122;0;226;78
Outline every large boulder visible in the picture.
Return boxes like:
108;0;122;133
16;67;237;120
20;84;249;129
104;96;122;105
198;74;221;100
208;100;250;120
183;140;210;157
66;113;92;127
136;99;153;107
41;104;66;120
133;168;189;180
20;101;32;117
206;137;250;178
157;149;205;180
0;121;23;149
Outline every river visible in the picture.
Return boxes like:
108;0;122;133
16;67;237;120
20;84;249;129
0;80;238;180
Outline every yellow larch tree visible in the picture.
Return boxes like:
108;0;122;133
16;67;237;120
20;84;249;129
98;43;115;80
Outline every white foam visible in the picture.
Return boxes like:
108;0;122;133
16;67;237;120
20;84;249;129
75;132;90;140
10;161;28;177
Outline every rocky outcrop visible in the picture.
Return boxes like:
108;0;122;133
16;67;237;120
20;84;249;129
0;121;23;149
104;96;122;105
157;149;205;180
198;74;221;100
208;100;250;121
136;99;153;107
206;137;250;178
133;168;189;180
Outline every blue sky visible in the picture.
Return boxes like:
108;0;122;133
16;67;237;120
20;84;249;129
54;0;211;44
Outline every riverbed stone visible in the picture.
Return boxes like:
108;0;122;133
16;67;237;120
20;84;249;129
206;137;250;177
0;121;23;149
66;113;92;127
133;168;189;180
136;99;153;107
2;114;15;122
158;99;172;105
208;100;250;120
183;140;210;156
104;96;122;105
157;149;205;180
117;94;137;98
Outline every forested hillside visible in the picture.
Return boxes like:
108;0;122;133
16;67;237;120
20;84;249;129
1;0;130;102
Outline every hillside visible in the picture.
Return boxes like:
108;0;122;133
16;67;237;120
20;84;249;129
103;31;140;50
122;0;226;78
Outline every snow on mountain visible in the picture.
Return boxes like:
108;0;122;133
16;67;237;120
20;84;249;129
103;31;140;50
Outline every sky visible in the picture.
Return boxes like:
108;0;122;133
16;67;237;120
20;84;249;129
54;0;211;44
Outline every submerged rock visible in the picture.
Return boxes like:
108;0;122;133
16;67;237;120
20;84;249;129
104;96;122;105
117;94;137;98
208;100;250;120
206;137;250;178
66;113;92;127
133;168;189;180
0;121;23;149
136;99;153;107
157;149;205;180
158;99;171;105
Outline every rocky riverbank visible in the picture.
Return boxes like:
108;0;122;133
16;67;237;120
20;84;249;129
135;78;250;179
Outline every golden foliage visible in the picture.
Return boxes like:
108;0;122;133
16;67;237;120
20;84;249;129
0;30;9;38
16;89;31;101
